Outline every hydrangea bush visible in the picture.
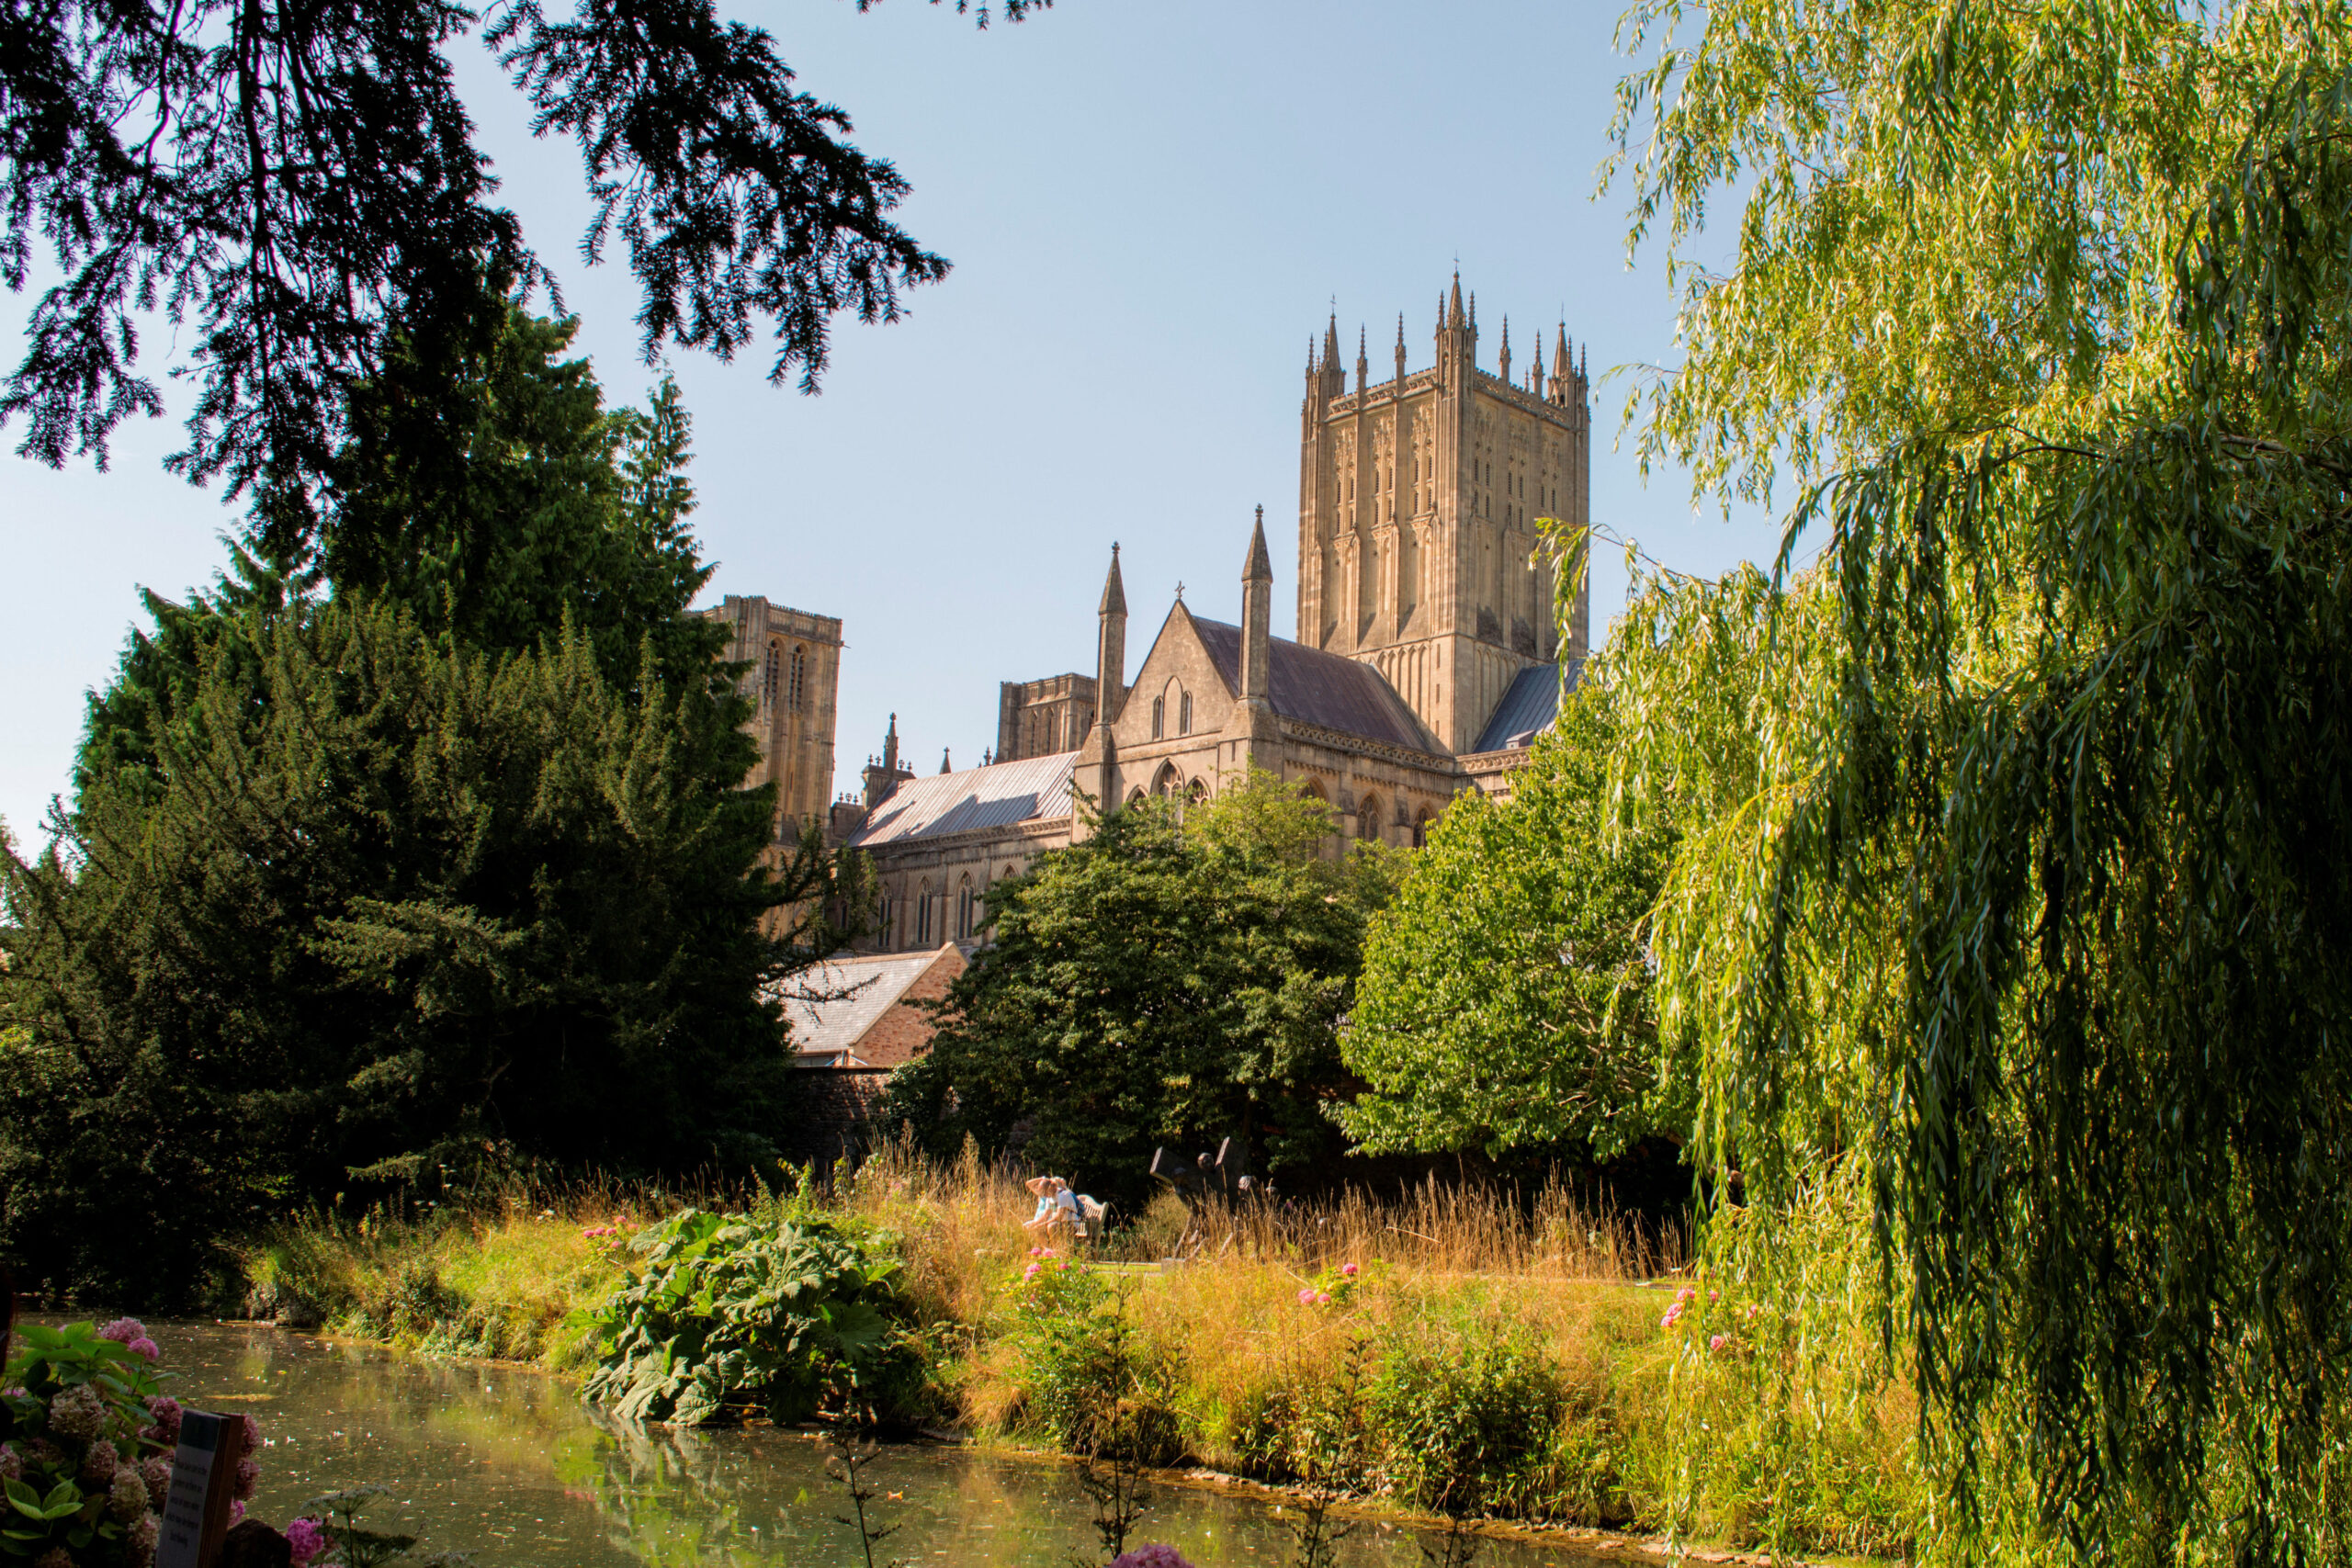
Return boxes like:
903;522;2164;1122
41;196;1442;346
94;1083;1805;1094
0;1318;261;1568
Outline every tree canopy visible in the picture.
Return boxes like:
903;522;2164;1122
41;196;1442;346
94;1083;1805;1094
882;774;1404;1200
1608;2;2352;1553
0;310;857;1302
1;0;1041;554
1339;690;1679;1163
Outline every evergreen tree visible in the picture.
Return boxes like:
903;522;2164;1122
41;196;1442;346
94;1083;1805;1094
2;0;1041;547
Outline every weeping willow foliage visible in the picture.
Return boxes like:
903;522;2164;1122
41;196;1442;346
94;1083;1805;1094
1601;3;2352;1558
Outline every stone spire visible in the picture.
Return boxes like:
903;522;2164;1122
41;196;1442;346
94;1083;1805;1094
940;747;952;774
1239;506;1275;730
1394;312;1408;384
1095;543;1128;725
883;713;899;773
1499;316;1511;384
1448;271;1465;328
1355;324;1368;396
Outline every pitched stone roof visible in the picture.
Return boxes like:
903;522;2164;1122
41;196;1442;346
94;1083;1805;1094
1469;658;1581;753
847;750;1077;847
775;945;962;1067
1191;616;1438;753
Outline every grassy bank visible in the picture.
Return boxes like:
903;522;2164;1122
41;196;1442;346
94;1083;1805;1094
236;1151;1920;1561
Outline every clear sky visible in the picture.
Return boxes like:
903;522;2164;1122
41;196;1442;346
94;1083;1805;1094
0;0;1781;845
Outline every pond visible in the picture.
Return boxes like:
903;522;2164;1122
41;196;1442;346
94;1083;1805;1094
132;1321;1630;1567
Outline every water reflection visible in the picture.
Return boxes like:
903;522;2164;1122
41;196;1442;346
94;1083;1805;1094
146;1322;1613;1567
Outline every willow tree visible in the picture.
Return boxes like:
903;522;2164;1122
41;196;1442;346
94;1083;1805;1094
1606;3;2352;1558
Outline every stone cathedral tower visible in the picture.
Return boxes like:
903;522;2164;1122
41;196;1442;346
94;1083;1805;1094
1297;276;1590;754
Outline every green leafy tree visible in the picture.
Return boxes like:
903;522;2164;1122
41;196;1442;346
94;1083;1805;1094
2;0;1042;545
0;597;851;1302
1338;690;1679;1161
1607;2;2352;1554
882;773;1403;1195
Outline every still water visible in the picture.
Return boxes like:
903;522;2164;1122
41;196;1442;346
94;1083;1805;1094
141;1321;1623;1567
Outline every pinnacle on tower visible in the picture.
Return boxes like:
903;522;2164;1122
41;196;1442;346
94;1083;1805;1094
1448;271;1465;328
1500;316;1511;382
1243;503;1273;583
1554;323;1571;378
941;748;952;774
1099;542;1127;616
1324;312;1341;366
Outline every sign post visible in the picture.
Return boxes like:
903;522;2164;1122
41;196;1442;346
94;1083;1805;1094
154;1409;247;1568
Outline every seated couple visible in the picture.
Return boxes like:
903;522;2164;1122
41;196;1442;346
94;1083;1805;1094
1024;1175;1107;1241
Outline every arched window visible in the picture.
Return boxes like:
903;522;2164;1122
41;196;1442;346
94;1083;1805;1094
956;874;975;941
877;897;894;950
915;882;933;947
788;645;807;710
1126;787;1148;807
1412;808;1434;849
1357;795;1382;843
1151;761;1181;798
1151;696;1165;739
763;642;781;708
1179;692;1192;735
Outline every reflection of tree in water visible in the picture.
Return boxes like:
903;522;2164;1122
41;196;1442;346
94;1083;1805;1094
577;1407;780;1566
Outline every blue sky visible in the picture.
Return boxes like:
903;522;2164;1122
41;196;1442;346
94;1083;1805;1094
0;0;1780;844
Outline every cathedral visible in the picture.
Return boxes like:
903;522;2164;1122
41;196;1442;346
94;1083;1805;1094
717;279;1591;954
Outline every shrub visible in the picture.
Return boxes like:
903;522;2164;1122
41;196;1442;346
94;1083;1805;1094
999;1250;1184;1465
575;1209;928;1427
1367;1314;1568;1516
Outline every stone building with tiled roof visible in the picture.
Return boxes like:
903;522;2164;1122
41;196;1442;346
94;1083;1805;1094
830;279;1588;953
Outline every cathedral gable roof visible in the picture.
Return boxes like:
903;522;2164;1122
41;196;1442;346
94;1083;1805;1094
1469;659;1580;753
1189;615;1439;753
847;751;1076;847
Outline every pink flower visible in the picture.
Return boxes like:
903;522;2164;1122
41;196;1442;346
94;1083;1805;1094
1296;1287;1316;1305
141;1455;174;1507
80;1438;119;1484
98;1318;148;1346
1340;1262;1358;1279
230;1497;245;1524
1709;1335;1726;1353
233;1455;259;1500
1314;1292;1332;1306
240;1415;262;1453
1707;1291;1719;1303
128;1515;160;1568
286;1517;329;1567
1109;1546;1198;1568
145;1394;183;1441
0;1446;18;1481
47;1382;105;1440
1022;1262;1042;1282
127;1337;161;1363
109;1467;148;1522
1660;1302;1685;1329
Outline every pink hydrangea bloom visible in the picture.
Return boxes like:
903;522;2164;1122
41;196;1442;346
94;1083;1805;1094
127;1337;161;1363
1340;1261;1358;1278
233;1455;260;1501
144;1394;182;1444
97;1318;147;1346
240;1415;262;1453
286;1517;329;1567
230;1498;245;1525
0;1445;19;1481
1660;1302;1686;1329
80;1437;119;1484
1709;1335;1726;1353
1108;1547;1198;1568
141;1454;174;1507
109;1467;148;1522
1296;1287;1315;1305
35;1548;74;1568
129;1514;160;1568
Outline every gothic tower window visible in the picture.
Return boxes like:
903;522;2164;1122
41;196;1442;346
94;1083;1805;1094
1179;692;1192;735
1151;696;1165;739
763;643;781;708
916;881;933;947
788;645;807;710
